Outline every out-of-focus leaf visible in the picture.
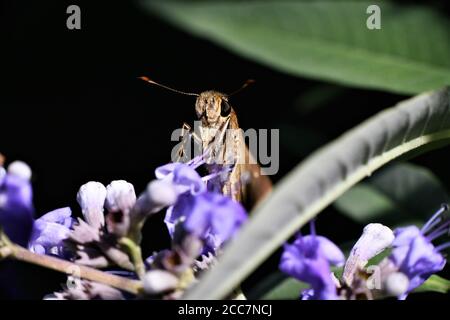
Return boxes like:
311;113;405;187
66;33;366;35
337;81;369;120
334;163;449;223
335;184;395;221
143;1;450;94
294;84;346;115
183;88;450;299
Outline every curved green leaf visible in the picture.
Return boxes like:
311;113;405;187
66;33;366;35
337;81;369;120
334;162;449;223
183;87;450;299
143;1;450;94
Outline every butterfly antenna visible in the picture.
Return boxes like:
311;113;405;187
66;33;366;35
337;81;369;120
139;76;199;97
227;79;255;97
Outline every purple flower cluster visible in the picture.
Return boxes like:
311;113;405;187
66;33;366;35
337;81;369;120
279;205;449;300
2;154;447;301
0;155;247;255
0;154;249;299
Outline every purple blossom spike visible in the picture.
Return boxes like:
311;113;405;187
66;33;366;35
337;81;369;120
29;207;74;256
279;222;344;300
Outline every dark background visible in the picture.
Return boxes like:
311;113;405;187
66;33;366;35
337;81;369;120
0;1;449;299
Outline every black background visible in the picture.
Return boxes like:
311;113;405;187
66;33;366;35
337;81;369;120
0;1;449;299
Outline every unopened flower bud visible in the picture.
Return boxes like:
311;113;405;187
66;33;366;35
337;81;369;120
77;181;106;229
7;161;32;181
343;223;394;285
105;180;136;213
147;180;178;208
384;272;409;297
143;270;179;295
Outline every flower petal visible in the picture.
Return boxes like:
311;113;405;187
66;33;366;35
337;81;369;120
312;235;345;267
210;194;247;244
392;226;421;247
173;164;205;195
155;163;178;179
37;207;72;226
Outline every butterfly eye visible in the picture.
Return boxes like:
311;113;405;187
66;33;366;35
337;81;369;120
220;99;231;116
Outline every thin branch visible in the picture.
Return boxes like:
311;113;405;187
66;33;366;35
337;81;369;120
7;243;143;295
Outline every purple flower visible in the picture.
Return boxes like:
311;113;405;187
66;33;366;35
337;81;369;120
155;159;207;236
155;158;206;196
0;162;34;247
279;222;345;300
165;192;247;253
130;156;226;235
150;158;206;230
29;207;74;256
388;205;449;298
153;156;246;254
155;156;237;242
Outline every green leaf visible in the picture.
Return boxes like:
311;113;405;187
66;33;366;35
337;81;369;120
367;248;391;266
249;267;343;300
183;87;450;299
249;272;308;300
293;84;347;115
334;163;449;223
415;275;450;294
143;1;450;94
261;277;307;300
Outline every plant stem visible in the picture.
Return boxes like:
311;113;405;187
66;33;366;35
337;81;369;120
119;237;146;279
0;246;12;259
8;243;143;295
